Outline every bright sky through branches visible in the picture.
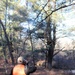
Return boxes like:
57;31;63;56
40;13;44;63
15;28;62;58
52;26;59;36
19;0;75;38
20;0;26;6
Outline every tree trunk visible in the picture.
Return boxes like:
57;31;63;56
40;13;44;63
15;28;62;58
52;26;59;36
0;19;14;65
47;42;54;70
46;17;56;70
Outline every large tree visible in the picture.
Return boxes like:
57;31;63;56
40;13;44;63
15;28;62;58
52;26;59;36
27;0;75;69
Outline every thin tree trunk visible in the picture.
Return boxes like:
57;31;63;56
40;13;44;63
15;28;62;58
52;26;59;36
0;19;14;65
30;34;35;66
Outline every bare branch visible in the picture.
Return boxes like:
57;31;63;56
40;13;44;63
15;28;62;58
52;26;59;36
53;47;65;57
34;1;49;21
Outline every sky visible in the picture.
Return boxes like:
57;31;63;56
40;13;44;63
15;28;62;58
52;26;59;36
20;21;35;30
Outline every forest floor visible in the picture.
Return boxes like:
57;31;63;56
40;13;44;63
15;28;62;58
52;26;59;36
0;59;75;75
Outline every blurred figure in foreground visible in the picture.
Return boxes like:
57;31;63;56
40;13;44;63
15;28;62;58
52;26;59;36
10;56;37;75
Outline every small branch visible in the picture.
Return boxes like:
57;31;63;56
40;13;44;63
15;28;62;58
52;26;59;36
53;47;65;56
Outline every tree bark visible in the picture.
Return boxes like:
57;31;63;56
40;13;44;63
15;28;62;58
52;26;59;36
47;44;54;70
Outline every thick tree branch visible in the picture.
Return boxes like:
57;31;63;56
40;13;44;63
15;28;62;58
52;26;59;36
41;3;75;22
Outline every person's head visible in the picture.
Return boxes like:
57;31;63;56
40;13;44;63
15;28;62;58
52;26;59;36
17;56;24;64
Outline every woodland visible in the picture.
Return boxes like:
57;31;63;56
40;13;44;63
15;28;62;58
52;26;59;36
0;0;75;75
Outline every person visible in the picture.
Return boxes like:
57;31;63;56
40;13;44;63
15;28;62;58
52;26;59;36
10;56;37;75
